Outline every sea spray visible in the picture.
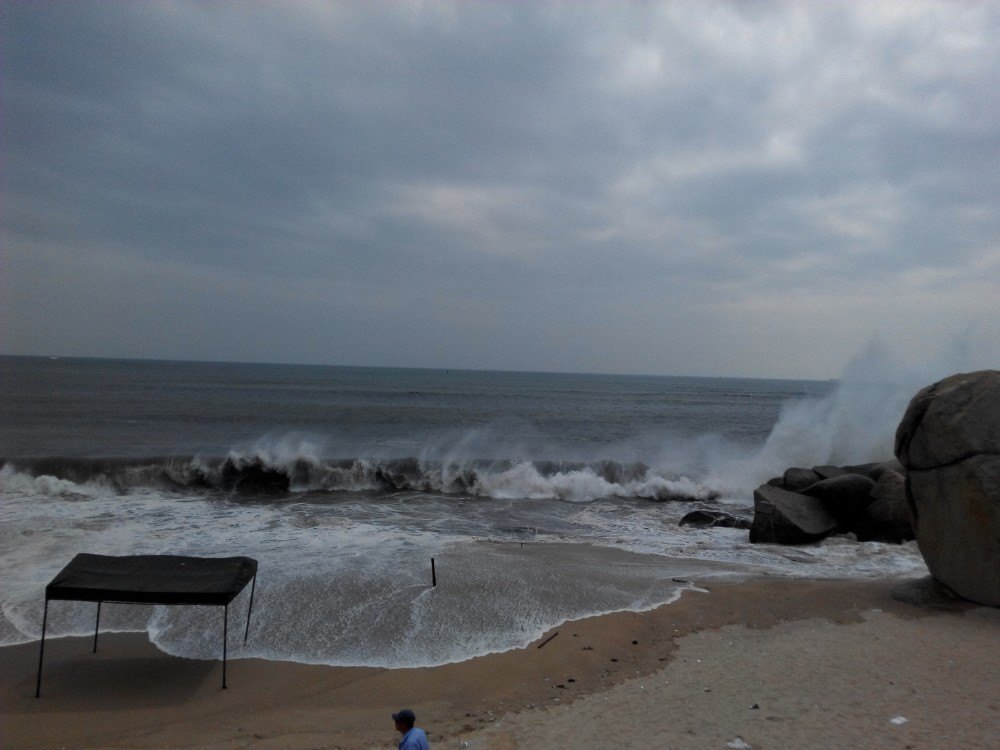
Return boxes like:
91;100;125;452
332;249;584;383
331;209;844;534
705;341;979;496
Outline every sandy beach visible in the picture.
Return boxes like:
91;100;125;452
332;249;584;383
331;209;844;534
2;576;997;749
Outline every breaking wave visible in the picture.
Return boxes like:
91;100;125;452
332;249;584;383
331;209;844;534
0;451;718;504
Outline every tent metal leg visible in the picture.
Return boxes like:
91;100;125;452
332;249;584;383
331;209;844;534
35;598;49;698
222;604;228;689
93;601;102;653
243;574;256;643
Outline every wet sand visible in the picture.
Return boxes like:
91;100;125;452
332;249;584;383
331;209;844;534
2;577;997;749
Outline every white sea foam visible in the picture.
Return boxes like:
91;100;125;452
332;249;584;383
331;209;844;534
0;464;104;499
0;459;926;666
467;462;714;503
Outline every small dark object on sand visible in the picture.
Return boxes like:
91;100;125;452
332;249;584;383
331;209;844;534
537;631;559;649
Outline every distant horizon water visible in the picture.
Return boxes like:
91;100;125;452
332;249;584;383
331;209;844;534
0;352;840;383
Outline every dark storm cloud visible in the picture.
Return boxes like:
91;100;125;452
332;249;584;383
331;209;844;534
2;1;998;377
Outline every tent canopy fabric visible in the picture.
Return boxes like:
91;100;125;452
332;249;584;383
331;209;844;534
36;553;258;696
46;553;258;605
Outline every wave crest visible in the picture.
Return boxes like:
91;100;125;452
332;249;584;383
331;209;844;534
1;449;718;504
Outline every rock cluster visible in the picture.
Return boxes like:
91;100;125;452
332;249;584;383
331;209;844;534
748;460;913;545
895;370;1000;607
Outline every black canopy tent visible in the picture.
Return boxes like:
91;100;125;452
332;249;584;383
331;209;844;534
36;553;258;697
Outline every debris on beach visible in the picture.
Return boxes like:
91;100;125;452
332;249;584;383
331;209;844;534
536;631;558;649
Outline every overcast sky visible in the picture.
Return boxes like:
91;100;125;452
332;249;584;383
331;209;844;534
2;1;997;379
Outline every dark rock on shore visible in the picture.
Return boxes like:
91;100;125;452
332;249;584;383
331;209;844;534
801;474;875;531
895;370;1000;607
836;460;904;481
813;465;847;480
839;461;882;478
751;459;914;545
749;485;837;544
680;509;752;530
782;467;821;492
856;470;913;543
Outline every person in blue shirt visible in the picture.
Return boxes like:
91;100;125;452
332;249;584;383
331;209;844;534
392;708;430;750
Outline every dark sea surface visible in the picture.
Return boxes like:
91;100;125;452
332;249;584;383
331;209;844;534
0;356;819;459
0;356;924;667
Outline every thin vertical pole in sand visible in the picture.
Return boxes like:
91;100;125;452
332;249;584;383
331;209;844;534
431;558;437;587
222;604;228;689
93;601;102;653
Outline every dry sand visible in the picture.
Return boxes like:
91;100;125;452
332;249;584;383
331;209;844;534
2;577;997;749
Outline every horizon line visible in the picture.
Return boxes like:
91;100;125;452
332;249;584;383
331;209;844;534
0;351;833;383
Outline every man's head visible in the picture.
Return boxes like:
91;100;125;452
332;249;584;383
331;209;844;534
392;708;416;734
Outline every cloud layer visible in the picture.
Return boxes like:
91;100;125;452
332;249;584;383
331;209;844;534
2;1;998;377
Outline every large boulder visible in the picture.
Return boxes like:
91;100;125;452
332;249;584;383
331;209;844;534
856;470;914;543
782;467;821;492
801;474;875;531
842;459;904;482
812;465;847;480
840;461;882;478
749;484;838;544
895;370;1000;606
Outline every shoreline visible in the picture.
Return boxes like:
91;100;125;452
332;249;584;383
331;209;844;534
2;576;997;749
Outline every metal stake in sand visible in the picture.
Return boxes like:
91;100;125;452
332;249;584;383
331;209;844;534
431;558;437;587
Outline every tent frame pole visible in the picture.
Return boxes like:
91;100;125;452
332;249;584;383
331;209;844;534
243;574;256;642
35;598;49;698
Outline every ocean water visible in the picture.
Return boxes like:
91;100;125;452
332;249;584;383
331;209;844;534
0;356;926;667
